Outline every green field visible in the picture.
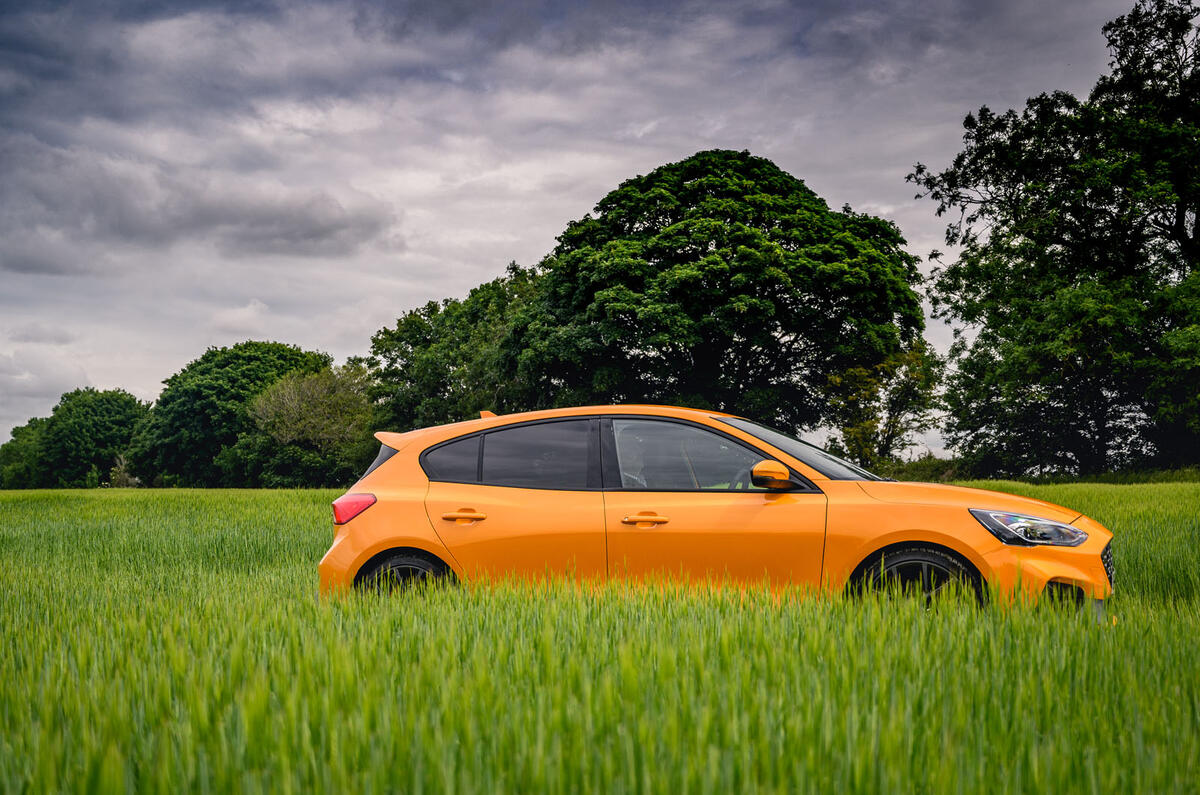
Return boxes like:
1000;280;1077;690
1;484;1199;793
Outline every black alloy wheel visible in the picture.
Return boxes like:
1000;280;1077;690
863;546;984;607
358;553;449;592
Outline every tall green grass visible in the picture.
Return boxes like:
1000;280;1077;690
1;485;1197;793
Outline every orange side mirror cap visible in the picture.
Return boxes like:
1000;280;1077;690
751;459;795;490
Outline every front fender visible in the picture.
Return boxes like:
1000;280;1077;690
829;528;996;590
820;483;1002;590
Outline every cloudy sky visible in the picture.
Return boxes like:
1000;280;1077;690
1;0;1131;442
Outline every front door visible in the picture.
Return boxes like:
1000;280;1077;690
424;418;606;580
602;417;827;585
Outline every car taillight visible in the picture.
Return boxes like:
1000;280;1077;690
332;493;376;525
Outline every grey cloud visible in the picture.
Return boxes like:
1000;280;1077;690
0;136;397;268
349;0;701;51
0;0;1120;140
212;194;395;258
1;2;456;138
8;323;76;345
0;234;95;275
0;3;406;273
0;348;89;440
210;298;271;335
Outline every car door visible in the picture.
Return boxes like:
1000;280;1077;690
423;417;607;580
601;417;827;585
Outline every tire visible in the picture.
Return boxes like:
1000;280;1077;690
356;552;451;593
859;545;984;607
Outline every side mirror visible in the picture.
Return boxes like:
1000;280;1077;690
751;459;796;490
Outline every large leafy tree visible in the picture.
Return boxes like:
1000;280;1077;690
0;417;50;489
824;343;943;470
130;341;330;486
0;390;148;489
39;388;149;487
218;363;376;487
369;264;537;430
511;149;931;436
909;0;1199;474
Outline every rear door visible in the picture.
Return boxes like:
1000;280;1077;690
423;418;606;580
601;417;827;585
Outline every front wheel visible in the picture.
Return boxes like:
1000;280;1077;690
860;546;984;607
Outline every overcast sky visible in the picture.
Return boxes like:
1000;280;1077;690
1;0;1131;444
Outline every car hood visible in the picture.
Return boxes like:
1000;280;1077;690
855;481;1082;524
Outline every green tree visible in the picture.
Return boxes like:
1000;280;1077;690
218;363;377;487
130;341;330;486
37;388;149;487
909;0;1199;474
511;149;929;434
0;416;50;489
825;343;943;470
369;264;537;430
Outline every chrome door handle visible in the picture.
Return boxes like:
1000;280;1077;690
621;514;669;525
442;510;487;521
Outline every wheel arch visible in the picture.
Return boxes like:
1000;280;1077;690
352;545;458;586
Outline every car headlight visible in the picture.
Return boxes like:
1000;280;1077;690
969;509;1088;547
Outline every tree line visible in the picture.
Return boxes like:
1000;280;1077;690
1;0;1196;487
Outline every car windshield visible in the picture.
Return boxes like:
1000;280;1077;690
718;417;884;481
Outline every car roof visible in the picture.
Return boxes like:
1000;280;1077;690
374;404;736;448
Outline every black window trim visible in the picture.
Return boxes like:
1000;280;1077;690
419;416;603;492
418;413;822;494
600;414;821;494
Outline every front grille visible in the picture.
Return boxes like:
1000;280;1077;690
1101;541;1115;588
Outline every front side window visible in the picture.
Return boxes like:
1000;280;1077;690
611;419;767;490
481;420;593;490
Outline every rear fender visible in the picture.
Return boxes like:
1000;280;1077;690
318;483;463;593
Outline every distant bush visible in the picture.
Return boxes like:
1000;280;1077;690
1025;467;1200;485
874;453;964;482
871;453;1200;484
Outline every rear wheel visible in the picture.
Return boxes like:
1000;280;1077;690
357;552;451;592
860;546;984;607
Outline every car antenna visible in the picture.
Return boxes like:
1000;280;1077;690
480;410;497;418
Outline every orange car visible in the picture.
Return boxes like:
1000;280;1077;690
318;405;1114;607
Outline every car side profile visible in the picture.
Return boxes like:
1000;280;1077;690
318;405;1114;607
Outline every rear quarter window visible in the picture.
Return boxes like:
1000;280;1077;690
422;436;481;482
361;444;398;479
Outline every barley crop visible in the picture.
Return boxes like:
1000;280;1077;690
1;485;1197;793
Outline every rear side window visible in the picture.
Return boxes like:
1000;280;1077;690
423;436;480;482
481;420;593;490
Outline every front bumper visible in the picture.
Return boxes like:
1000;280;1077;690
980;513;1114;601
